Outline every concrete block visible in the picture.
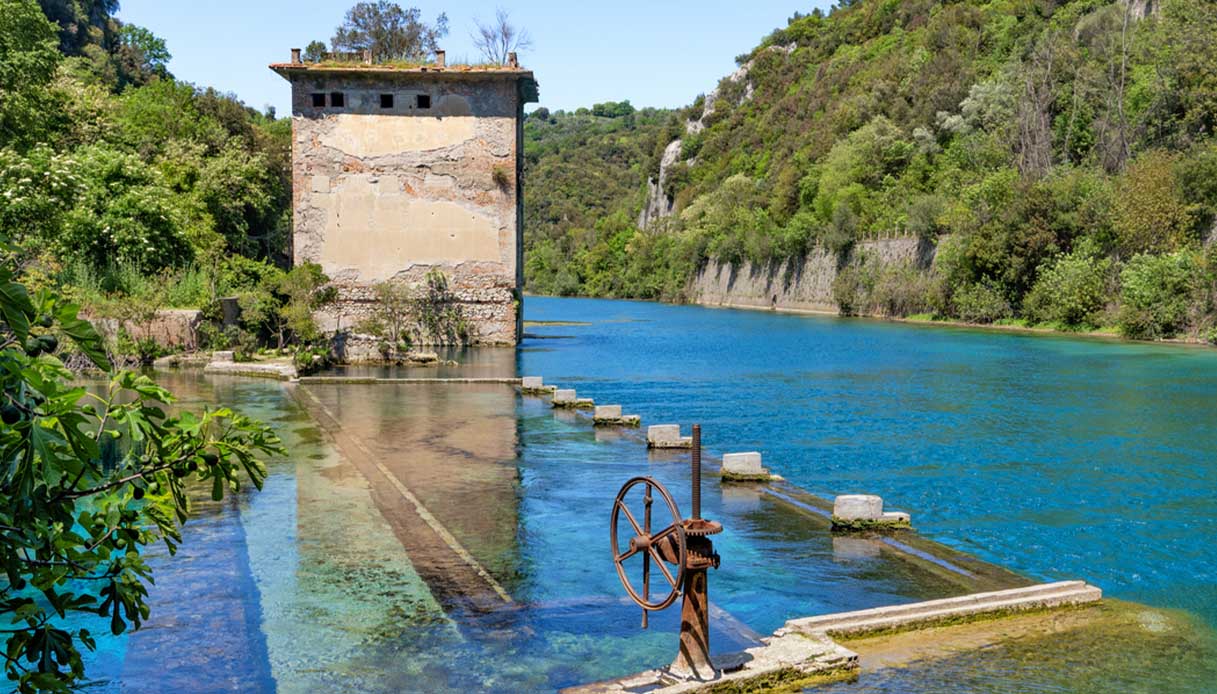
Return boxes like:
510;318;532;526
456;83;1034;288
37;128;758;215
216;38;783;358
831;495;911;530
552;389;576;406
521;376;544;390
722;452;764;476
833;495;884;521
212;351;236;363
594;405;622;420
647;424;688;448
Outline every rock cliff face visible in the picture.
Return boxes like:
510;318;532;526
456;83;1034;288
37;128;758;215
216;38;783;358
688;238;934;313
638;139;682;228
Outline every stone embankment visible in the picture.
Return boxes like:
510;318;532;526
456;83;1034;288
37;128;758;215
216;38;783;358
688;237;934;314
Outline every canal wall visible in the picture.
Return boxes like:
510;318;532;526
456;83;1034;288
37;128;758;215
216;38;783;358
688;237;936;314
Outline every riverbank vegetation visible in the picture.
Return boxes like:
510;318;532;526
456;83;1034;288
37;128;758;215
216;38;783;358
522;0;1217;343
0;1;475;368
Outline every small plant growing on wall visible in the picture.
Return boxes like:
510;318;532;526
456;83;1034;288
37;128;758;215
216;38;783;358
411;269;470;346
492;165;512;190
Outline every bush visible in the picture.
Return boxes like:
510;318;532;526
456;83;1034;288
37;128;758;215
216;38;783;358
1023;249;1112;328
1117;251;1202;339
952;282;1012;324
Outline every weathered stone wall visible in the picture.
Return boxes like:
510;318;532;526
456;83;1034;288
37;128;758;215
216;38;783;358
689;237;935;313
91;309;204;351
285;72;525;345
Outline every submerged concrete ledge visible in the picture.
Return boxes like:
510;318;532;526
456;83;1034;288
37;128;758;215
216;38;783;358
566;581;1101;693
297;376;522;385
204;351;297;381
780;580;1101;639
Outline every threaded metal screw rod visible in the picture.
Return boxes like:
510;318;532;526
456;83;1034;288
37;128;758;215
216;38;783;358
691;424;702;520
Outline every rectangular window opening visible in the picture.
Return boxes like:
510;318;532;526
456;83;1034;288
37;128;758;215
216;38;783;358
416;94;431;110
330;92;345;108
311;93;326;108
380;94;394;109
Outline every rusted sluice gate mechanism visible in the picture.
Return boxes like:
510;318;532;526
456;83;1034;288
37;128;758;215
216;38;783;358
611;425;723;681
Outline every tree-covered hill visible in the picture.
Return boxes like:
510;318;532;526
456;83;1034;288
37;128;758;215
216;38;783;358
522;102;679;296
522;0;1217;342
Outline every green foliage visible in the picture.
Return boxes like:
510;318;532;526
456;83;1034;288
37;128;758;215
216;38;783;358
521;0;1217;341
1023;246;1112;328
1112;151;1197;256
591;100;636;119
411;269;470;345
303;40;327;63
0;0;61;148
1118;251;1202;339
117;24;169;78
0;242;282;692
952;281;1012;324
330;2;448;63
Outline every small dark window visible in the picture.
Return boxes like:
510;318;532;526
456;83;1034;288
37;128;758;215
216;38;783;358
380;94;394;109
416;94;431;109
330;92;345;108
311;93;326;108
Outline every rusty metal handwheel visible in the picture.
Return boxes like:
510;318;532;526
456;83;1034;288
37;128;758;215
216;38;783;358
611;476;687;612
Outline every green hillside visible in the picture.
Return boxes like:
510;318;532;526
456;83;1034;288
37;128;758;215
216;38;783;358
522;0;1217;341
0;0;292;310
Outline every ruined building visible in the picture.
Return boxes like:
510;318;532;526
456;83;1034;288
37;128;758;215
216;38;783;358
271;50;538;345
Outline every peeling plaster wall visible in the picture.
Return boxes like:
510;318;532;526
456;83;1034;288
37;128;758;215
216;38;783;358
287;74;524;344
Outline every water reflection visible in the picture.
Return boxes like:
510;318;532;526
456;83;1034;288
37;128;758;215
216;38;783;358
74;362;1217;692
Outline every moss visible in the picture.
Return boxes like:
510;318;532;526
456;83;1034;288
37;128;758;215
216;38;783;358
832;601;1095;641
830;516;912;531
720;471;772;483
704;666;857;693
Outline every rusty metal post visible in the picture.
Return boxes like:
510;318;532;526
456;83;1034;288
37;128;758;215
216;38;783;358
670;538;715;680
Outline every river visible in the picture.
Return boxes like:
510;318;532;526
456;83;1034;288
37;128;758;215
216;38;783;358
521;295;1217;629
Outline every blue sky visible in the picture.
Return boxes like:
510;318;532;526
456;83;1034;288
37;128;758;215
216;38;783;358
115;1;831;116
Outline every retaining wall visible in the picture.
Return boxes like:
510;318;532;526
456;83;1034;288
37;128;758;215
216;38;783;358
688;237;936;314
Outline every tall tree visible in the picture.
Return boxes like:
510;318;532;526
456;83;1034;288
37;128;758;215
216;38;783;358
331;2;448;63
471;9;532;65
0;0;62;149
303;39;327;63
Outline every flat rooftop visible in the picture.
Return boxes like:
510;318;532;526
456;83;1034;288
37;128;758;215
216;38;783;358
270;62;534;79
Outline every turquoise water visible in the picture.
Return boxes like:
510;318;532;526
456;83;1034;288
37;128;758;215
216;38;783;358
64;294;1217;692
520;296;1217;629
74;373;977;692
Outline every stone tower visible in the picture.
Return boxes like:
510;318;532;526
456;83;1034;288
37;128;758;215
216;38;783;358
271;51;538;345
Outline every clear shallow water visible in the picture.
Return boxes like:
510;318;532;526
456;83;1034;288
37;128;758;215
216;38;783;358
74;373;973;692
519;297;1217;629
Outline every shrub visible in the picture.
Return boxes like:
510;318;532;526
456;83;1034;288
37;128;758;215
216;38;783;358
1117;251;1202;339
1112;152;1197;256
952;282;1012;324
1023;249;1112;328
